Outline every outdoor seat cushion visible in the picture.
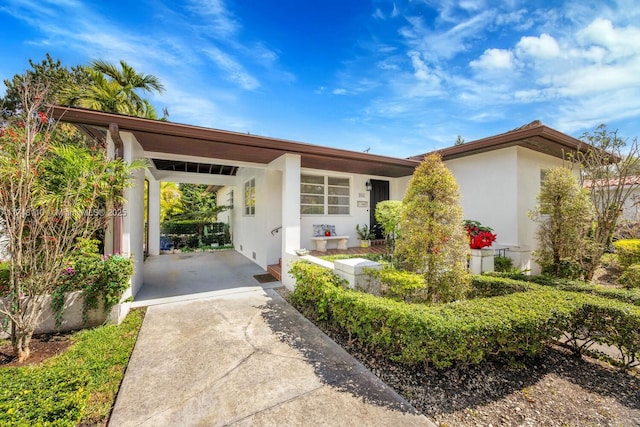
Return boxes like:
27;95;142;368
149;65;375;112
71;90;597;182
313;224;336;237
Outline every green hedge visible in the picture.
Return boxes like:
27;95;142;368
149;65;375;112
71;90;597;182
468;274;539;298
613;239;640;268
161;220;227;236
485;272;640;306
619;264;640;289
290;262;640;370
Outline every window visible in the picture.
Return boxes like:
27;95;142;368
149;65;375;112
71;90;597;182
301;174;350;215
540;169;548;186
244;178;255;216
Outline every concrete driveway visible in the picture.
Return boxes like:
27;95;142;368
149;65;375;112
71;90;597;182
111;251;433;426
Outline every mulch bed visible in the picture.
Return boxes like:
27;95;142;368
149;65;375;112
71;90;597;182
0;333;72;368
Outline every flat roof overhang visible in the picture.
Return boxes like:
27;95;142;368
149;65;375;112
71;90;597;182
51;106;419;178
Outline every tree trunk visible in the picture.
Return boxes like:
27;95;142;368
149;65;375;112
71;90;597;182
13;327;33;362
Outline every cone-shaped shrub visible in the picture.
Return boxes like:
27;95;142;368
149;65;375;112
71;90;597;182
395;154;470;302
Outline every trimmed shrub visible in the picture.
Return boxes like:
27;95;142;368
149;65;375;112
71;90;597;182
161;220;200;235
619;264;640;289
486;272;640;306
494;255;513;273
613;239;640;268
290;261;640;370
367;267;427;302
468;275;538;298
394;154;470;303
564;298;640;370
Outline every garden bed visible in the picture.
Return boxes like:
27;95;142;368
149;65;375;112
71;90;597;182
0;309;145;426
318;316;640;426
277;285;640;426
280;259;640;425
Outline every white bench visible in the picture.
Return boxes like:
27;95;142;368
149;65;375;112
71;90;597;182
311;235;349;252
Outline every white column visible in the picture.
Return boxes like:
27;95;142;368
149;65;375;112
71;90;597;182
148;179;160;256
119;133;145;298
269;154;301;289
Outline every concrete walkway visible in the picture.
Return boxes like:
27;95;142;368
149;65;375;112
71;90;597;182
110;286;433;426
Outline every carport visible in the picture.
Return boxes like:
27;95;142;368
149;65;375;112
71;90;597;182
132;251;282;307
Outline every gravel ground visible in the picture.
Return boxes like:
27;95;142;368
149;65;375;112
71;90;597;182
276;288;640;427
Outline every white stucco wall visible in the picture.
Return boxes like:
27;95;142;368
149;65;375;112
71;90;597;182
445;146;574;273
298;168;409;251
515;147;567;253
445;147;520;246
233;167;267;268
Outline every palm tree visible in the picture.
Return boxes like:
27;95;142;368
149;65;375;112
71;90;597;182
61;59;165;119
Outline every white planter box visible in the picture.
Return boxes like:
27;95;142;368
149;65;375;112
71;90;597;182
469;248;495;274
0;291;122;338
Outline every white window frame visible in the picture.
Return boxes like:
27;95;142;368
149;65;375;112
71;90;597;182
301;174;350;216
244;178;255;216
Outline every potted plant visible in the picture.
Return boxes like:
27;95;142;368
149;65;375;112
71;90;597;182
324;227;332;236
464;220;497;274
356;224;375;247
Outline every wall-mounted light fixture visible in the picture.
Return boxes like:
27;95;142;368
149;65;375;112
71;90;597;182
365;179;372;191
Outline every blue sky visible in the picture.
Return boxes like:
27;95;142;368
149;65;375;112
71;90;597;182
1;0;639;158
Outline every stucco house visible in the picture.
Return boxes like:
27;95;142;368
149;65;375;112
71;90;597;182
51;107;591;301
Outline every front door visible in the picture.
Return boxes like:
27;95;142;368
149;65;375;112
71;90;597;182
369;179;389;239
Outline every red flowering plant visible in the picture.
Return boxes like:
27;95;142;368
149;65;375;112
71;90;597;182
464;220;496;249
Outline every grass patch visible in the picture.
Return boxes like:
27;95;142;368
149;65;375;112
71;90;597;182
0;309;145;426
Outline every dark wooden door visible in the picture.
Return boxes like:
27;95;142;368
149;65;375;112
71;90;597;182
369;179;389;239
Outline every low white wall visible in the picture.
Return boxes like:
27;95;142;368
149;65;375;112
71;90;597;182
0;291;120;338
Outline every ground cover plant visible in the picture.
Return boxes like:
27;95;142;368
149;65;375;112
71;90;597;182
0;309;144;426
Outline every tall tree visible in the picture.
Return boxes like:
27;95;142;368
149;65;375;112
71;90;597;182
1;54;88;117
530;167;594;278
570;124;640;279
61;59;165;119
0;77;144;361
160;182;183;222
175;184;229;228
394;154;470;303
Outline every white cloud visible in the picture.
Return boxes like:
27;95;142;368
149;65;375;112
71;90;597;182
577;18;640;60
515;33;561;60
495;9;533;31
554;87;640;133
186;0;240;38
400;10;495;62
470;48;514;71
203;47;259;90
333;88;347;95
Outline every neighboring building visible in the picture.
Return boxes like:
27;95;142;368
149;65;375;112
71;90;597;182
51;107;593;295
